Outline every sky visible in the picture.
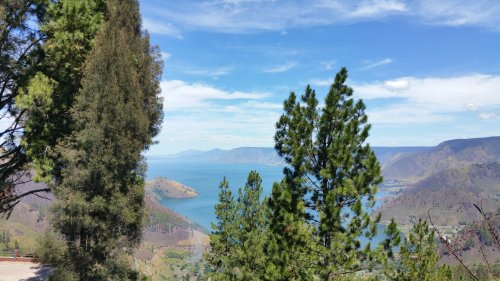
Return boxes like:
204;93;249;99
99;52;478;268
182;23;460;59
138;0;500;155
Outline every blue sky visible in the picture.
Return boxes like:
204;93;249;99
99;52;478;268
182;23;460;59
138;0;500;155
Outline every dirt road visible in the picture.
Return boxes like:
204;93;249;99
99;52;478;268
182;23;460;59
0;262;51;281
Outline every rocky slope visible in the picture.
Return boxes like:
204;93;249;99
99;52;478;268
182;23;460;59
145;177;198;199
378;162;500;227
382;136;500;184
164;146;430;166
0;175;207;280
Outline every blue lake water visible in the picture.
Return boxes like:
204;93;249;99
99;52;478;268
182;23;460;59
147;159;283;230
147;158;392;245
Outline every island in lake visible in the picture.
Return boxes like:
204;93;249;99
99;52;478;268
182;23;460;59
145;177;198;199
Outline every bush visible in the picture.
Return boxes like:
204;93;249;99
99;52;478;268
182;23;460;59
166;251;185;259
35;229;67;264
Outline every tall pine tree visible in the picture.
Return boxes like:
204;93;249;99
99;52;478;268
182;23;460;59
205;177;238;279
271;67;383;279
206;171;268;280
17;0;106;183
0;0;47;215
50;0;162;279
386;219;453;280
235;171;267;280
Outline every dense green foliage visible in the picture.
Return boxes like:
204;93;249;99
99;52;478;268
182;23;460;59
205;68;464;280
18;0;106;183
0;0;47;214
35;229;67;264
48;0;162;279
1;0;106;214
206;172;268;280
269;67;384;279
384;220;453;280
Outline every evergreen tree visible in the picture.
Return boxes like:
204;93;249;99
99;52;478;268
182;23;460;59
265;180;315;280
234;171;267;280
0;0;47;215
50;0;162;279
1;0;106;214
388;219;453;281
206;172;268;280
17;0;106;183
271;67;384;279
205;177;238;279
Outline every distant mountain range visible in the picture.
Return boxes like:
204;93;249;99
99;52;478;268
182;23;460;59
164;146;431;166
377;136;500;231
382;136;500;184
167;137;500;232
164;147;284;165
379;162;500;226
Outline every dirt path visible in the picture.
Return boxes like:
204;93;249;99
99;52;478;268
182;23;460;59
0;262;51;281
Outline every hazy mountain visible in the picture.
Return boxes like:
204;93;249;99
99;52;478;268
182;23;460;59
164;147;283;165
378;162;500;226
164;146;431;166
372;146;430;165
382;136;500;184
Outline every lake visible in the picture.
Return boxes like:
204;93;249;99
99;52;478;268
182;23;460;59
147;158;392;245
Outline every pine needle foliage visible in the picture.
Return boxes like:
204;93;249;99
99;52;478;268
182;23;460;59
269;67;383;279
386;219;453;281
206;171;268;280
50;0;162;279
18;0;106;183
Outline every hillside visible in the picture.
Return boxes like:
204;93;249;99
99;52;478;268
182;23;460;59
0;176;207;280
165;147;284;165
145;177;198;199
378;162;500;228
440;209;500;266
164;146;430;166
372;146;431;166
383;137;500;184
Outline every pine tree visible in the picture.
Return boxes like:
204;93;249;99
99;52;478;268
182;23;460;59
389;219;453;281
206;172;268;280
50;0;162;279
234;171;267;280
271;67;384;279
205;177;238;279
1;0;107;214
0;0;47;214
17;0;106;182
265;180;315;280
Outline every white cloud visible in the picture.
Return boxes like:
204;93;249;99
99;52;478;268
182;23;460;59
262;62;297;73
178;65;233;77
479;112;497;120
142;0;409;34
320;60;336;71
143;18;183;39
383;78;410;91
353;74;500;124
148;79;281;154
465;103;480;111
368;104;452;124
141;0;500;34
362;58;393;70
416;0;500;31
349;0;407;17
161;80;269;110
308;78;333;87
161;52;172;61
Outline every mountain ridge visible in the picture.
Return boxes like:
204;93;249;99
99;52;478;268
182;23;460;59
382;136;500;183
378;162;500;227
161;146;432;166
